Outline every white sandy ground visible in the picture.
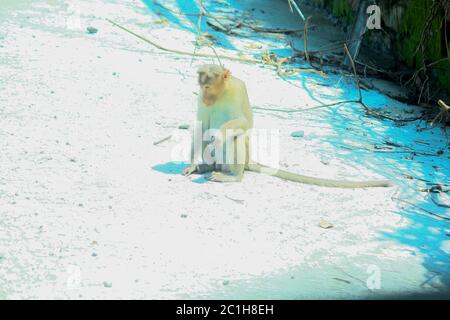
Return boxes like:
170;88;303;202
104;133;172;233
0;0;449;299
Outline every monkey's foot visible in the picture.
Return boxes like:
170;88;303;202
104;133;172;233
182;165;197;176
206;171;242;182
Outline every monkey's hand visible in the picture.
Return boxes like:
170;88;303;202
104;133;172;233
182;164;197;176
220;118;249;139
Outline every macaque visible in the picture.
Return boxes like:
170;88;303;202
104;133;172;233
182;64;392;188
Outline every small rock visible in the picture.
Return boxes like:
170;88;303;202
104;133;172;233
178;124;190;130
86;26;98;34
222;280;230;286
103;281;112;288
91;252;97;257
319;219;334;229
181;214;188;218
290;131;304;138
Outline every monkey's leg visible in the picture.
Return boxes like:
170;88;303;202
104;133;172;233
207;136;245;182
183;163;215;176
197;163;216;173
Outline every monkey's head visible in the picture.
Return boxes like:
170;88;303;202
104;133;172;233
197;64;230;106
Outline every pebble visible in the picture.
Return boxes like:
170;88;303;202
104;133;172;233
103;281;112;288
86;26;98;34
319;219;334;229
290;131;304;138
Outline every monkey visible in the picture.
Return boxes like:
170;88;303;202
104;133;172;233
182;64;392;188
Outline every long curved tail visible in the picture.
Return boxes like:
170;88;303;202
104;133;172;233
246;163;392;188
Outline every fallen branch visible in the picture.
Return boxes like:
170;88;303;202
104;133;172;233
403;174;450;187
106;18;260;64
199;0;233;34
431;99;450;126
153;135;172;145
418;185;450;208
252;101;357;114
392;197;450;221
155;0;309;36
303;16;312;68
429;192;450;209
287;0;306;21
342;44;418;122
417;185;449;193
241;22;314;35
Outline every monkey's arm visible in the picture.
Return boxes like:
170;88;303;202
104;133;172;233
183;143;210;175
219;80;251;138
220;117;250;138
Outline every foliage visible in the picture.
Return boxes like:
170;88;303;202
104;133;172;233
332;0;354;24
398;0;450;94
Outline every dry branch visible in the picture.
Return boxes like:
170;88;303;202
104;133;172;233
431;99;450;125
106;18;260;64
392;197;450;221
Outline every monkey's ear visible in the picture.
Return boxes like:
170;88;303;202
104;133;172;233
223;68;231;80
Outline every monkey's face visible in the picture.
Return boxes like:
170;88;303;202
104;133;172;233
200;79;225;106
198;66;229;106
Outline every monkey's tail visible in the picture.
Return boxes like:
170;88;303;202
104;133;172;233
246;163;392;188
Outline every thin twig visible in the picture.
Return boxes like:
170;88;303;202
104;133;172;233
106;18;260;64
153;135;172;145
392;197;450;221
199;0;232;34
342;44;413;122
242;22;312;34
303;16;312;67
288;0;306;21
